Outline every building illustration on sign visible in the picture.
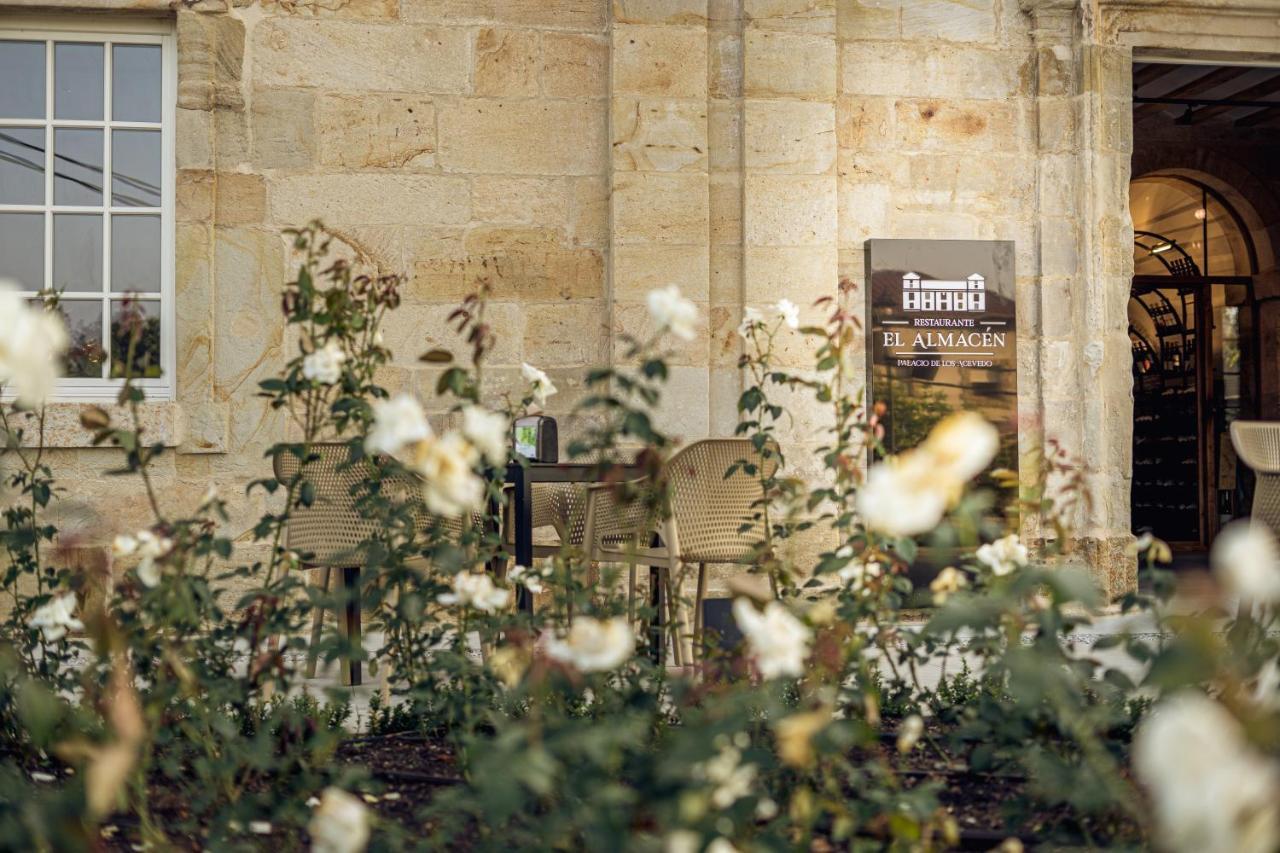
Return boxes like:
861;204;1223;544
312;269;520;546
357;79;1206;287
901;272;986;312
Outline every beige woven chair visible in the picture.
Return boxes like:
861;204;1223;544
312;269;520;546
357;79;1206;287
579;439;777;666
275;440;484;683
1230;421;1280;541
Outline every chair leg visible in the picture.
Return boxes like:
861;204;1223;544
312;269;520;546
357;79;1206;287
305;565;332;679
663;569;684;668
340;566;362;687
627;564;637;626
693;563;707;664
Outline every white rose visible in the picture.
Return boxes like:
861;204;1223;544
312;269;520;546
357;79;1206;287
857;450;956;538
462;405;510;467
0;284;69;407
1212;521;1280;603
1134;692;1280;853
30;593;84;642
544;616;634;673
737;306;764;340
732;599;812;680
929;566;968;604
775;298;800;330
437;572;510;613
508;564;545;595
308;787;370;853
697;745;757;808
646;285;699;342
975;534;1028;577
302;339;346;385
896;714;924;753
521;363;558;408
836;559;882;591
663;830;701;853
921;411;1000;484
366;394;432;457
409;432;484;517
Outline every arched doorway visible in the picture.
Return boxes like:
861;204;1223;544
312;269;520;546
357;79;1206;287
1129;174;1259;549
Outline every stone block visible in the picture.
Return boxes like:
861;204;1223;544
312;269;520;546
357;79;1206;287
177;11;245;110
612;172;709;245
175;222;213;396
837;180;890;247
744;99;836;174
836;0;900;40
214;106;250;169
259;0;399;18
176;107;213;171
215;172;267;227
612;300;709;366
900;0;995;43
744;245;836;308
472;177;569;225
382;300;525;367
474;28;541;97
840;42;1025;100
569;176;610;247
744;174;836;246
613;24;708;99
835;95;894;151
402;0;608;31
745;0;836;34
178;401;229;454
709;172;742;245
177;170;214;223
892;98;1019;152
526;302;610;366
411;228;603;303
317;93;436;169
438;99;605;175
613;245;710;302
612;99;708;172
708;100;742;173
709;30;743;99
542;33;609;98
251;88;315;171
253;20;469;93
709;244;742;303
743;30;835;99
212;228;285;397
269;174;470;226
613;0;709;25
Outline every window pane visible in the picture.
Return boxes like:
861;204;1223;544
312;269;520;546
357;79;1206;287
54;42;103;121
112;45;161;123
53;213;101;292
0;213;45;290
39;299;105;379
0;41;45;119
0;127;45;204
111;215;159;293
53;128;103;205
111;299;161;379
111;130;160;207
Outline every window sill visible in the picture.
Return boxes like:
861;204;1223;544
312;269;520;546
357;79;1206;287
9;400;183;450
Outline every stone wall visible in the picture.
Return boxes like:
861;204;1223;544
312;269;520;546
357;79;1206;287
6;0;1279;601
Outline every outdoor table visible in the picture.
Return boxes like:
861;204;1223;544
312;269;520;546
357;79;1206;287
499;460;666;660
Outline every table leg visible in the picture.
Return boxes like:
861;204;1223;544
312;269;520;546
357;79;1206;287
649;534;664;665
342;566;362;687
513;467;534;613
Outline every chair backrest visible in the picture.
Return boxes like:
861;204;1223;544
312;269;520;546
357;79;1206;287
667;438;778;564
1231;421;1280;475
273;442;382;567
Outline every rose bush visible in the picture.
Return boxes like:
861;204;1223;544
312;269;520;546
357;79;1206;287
0;227;1277;851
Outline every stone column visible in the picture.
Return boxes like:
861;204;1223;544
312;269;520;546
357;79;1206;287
741;0;838;563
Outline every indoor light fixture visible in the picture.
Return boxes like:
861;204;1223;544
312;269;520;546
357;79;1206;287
1151;242;1174;254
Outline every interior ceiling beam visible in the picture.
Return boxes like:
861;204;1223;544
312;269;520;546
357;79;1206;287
1235;104;1280;128
1133;62;1182;90
1189;73;1280;123
1133;65;1253;120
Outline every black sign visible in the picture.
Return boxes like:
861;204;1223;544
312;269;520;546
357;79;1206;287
865;239;1019;480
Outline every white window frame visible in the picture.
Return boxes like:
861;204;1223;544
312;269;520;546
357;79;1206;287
0;16;176;403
